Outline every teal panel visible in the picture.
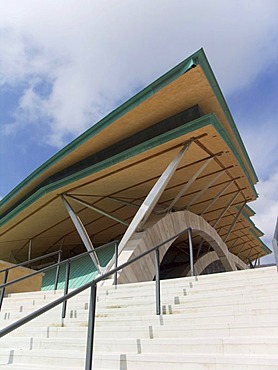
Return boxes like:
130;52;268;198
41;243;115;291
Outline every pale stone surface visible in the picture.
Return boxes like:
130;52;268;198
1;267;278;369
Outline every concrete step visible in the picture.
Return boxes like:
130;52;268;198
3;292;278;320
2;336;278;355
3;287;278;315
1;302;278;327
1;267;277;370
2;299;278;330
4;321;278;340
1;350;278;370
3;307;278;327
2;273;277;313
93;352;278;369
3;267;277;302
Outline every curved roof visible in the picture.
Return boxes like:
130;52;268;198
0;48;271;263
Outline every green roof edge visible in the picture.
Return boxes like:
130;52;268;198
0;51;199;210
1;48;258;212
0;113;257;227
195;49;258;184
249;228;272;254
244;203;256;216
238;207;271;255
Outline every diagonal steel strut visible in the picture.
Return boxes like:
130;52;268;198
105;142;191;273
62;196;102;275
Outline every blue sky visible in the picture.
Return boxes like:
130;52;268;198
0;0;277;262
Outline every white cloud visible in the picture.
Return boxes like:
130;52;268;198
0;0;277;266
0;0;278;147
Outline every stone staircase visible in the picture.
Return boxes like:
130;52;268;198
0;266;278;369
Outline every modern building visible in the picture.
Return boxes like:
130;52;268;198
0;48;271;291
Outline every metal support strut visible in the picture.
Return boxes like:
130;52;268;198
85;283;97;370
0;270;8;311
62;196;102;275
155;248;161;315
113;242;119;286
62;260;71;319
54;250;62;291
105;143;191;273
188;228;194;277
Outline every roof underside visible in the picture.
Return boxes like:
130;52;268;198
0;49;270;265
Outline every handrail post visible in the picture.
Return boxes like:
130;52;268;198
62;260;71;319
113;242;119;287
188;228;194;277
85;283;97;370
155;248;161;315
0;270;9;311
54;250;62;291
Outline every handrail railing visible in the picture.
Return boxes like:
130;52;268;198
0;227;193;370
0;249;61;311
0;240;118;311
0;250;60;274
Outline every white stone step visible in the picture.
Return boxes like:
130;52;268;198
4;321;278;340
3;290;277;319
93;352;278;369
2;336;278;355
1;267;277;370
1;350;278;370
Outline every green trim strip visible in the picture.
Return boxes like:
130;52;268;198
238;207;271;255
249;228;272;254
196;50;258;183
209;115;256;195
244;203;256;216
1;48;258;214
0;54;198;209
240;208;264;237
0;113;257;228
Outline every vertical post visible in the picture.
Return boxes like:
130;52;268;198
28;240;32;263
85;283;97;370
113;242;119;287
54;250;62;291
188;228;194;277
254;255;259;268
0;270;9;311
155;248;161;315
62;260;71;319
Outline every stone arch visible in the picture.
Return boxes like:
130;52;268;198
182;251;247;277
117;210;241;284
183;251;220;276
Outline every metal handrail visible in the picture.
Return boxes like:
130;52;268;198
0;227;193;370
0;240;118;311
0;250;61;274
0;249;61;311
0;240;118;291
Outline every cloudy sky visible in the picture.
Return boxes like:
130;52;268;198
0;0;277;262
